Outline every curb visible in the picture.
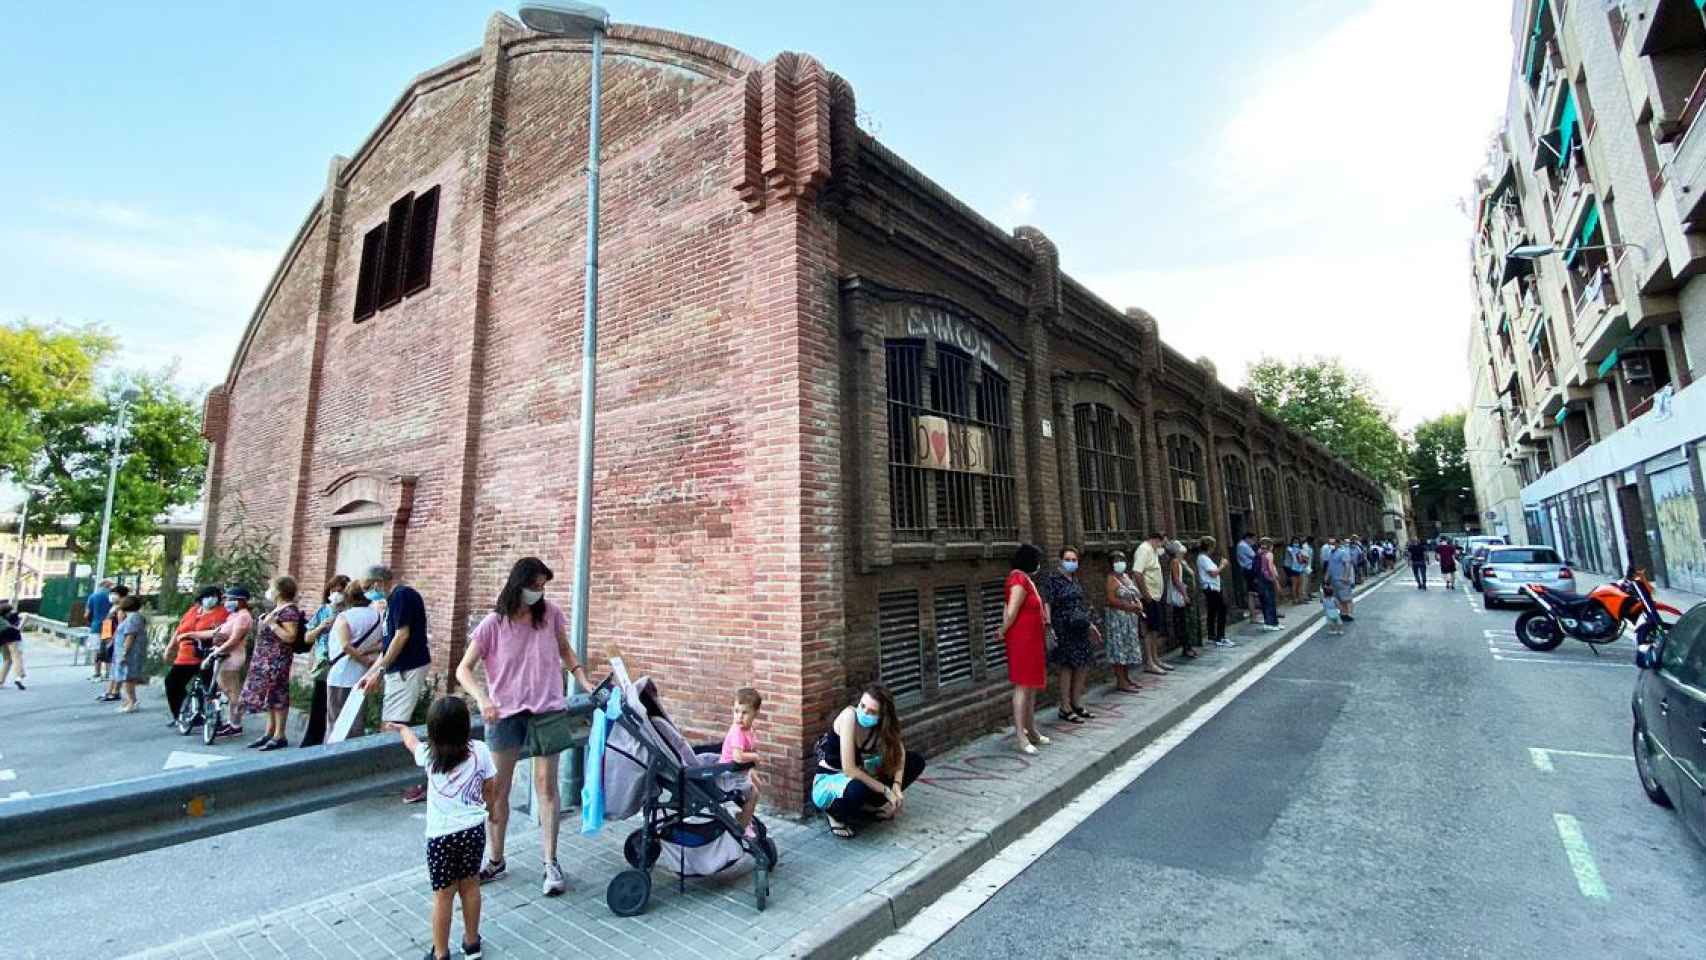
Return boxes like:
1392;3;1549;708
775;570;1394;960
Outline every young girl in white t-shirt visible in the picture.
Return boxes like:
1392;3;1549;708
398;697;494;960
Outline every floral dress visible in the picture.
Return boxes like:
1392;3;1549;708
1103;574;1144;666
240;604;303;713
1041;569;1095;669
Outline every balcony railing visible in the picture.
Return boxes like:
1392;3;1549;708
1676;68;1706;142
1574;266;1618;316
1629;392;1657;420
1533;358;1558;390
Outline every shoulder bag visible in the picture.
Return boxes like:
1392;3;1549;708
524;709;578;759
313;616;379;681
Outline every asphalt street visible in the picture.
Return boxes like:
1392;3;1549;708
0;639;539;959
923;568;1706;960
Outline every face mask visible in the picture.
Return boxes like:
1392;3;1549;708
366;590;384;602
265;588;277;603
1113;562;1128;574
200;597;218;611
856;708;880;729
329;592;345;606
1061;560;1079;574
521;588;544;605
224;600;239;612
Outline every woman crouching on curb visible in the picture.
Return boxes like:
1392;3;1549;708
811;684;927;839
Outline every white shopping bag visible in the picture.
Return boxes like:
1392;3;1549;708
327;685;367;744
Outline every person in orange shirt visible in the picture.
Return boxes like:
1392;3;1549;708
164;586;229;725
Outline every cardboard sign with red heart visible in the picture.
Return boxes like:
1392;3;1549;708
914;415;952;470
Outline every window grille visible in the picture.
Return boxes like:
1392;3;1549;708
1074;403;1142;537
934;586;973;689
877;589;922;701
1167;435;1207;538
885;340;1016;542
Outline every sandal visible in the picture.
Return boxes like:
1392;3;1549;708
1073;707;1097;720
1056;709;1084;724
828;819;855;839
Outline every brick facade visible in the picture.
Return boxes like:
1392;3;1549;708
206;13;1385;810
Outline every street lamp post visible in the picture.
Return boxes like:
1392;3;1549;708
93;388;142;586
518;0;610;808
11;487;35;603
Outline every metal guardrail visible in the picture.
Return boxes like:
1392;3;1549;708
21;613;82;644
0;695;595;884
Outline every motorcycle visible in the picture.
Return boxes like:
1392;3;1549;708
1514;568;1681;655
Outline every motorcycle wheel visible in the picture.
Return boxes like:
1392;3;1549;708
1515;610;1564;651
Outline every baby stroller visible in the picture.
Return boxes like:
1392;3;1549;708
594;665;780;917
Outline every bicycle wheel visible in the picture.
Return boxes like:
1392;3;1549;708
176;687;202;736
203;697;222;745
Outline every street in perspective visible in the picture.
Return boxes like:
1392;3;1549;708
2;1;1706;958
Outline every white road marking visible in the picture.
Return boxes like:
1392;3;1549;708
863;576;1392;958
2;790;28;802
1529;747;1626;772
1492;654;1627;668
0;769;15;782
162;750;230;771
1553;813;1610;901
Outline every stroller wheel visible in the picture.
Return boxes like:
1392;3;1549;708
754;867;769;912
623;829;661;870
607;868;652;917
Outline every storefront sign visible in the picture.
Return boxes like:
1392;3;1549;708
902;306;1000;372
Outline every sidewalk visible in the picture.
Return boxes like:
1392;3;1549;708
122;575;1389;960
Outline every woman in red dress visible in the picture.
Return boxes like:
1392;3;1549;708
997;544;1050;755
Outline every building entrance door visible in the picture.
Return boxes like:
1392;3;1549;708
334;523;384;581
1618;484;1651;580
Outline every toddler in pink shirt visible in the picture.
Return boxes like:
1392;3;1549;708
719;687;763;836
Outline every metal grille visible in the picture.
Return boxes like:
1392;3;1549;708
1259;468;1281;530
1287;477;1304;534
885;340;1017;543
877;590;923;700
1166;434;1207;538
980;579;1008;676
1309;483;1322;534
1075;403;1142;537
934;586;974;689
1223;456;1253;514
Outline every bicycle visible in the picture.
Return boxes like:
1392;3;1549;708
176;652;231;745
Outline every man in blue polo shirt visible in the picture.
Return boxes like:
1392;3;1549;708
84;579;113;680
358;564;431;803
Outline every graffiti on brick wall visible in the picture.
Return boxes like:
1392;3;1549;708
904;305;999;372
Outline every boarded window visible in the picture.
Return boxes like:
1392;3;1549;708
377;192;414;309
885;340;1016;543
403;186;439;296
981;579;1008;677
353;224;386;321
1167;435;1207;538
878;589;922;701
934;586;973;689
1074;403;1142;537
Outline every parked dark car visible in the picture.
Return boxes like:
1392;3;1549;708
1632;604;1706;849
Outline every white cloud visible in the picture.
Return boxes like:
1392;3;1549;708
1083;0;1512;429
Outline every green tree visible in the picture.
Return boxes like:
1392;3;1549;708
0;320;114;474
1408;411;1473;535
1244;357;1409;487
24;370;207;572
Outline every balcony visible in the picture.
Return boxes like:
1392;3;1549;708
1552;160;1591;245
1637;1;1706;137
1572;265;1629;374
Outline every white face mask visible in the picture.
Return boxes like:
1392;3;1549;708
1112;562;1128;574
328;592;345;606
521;588;545;605
200;597;218;611
265;588;277;603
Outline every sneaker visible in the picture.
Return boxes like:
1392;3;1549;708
478;859;507;884
259;738;287;751
216;724;243;738
402;784;427;804
13;680;23;690
1263;625;1281;632
248;734;273;749
462;940;483;960
1342;615;1356;623
542;859;567;896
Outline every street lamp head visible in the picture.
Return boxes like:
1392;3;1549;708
1507;243;1556;261
518;2;609;37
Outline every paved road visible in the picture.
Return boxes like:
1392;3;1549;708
922;571;1706;959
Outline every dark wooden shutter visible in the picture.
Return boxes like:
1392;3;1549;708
403;186;439;297
377;192;414;309
981;579;1008;676
934;585;973;689
877;589;922;701
353;224;385;321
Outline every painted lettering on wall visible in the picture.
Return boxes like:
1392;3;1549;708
905;306;999;372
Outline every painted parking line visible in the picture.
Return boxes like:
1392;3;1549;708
1492;653;1626;668
1;791;28;802
1553;814;1610;901
0;769;15;782
1528;748;1627;772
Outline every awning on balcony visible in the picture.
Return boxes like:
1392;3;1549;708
1556;87;1579;169
1500;251;1536;285
1565;199;1600;265
1554;407;1569;426
1597;348;1619;379
1523;0;1551;82
1528;318;1547;349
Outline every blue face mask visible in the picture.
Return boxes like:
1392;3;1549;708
855;708;880;729
1062;560;1079;574
366;590;384;602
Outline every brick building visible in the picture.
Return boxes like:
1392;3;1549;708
201;13;1385;807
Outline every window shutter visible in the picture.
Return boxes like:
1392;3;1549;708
934;586;973;689
981;580;1008;676
403;186;439;296
353;224;385;321
877;590;922;701
377;192;414;309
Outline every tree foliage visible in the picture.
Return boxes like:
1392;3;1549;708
192;500;275;597
0;321;114;474
1408;411;1473;531
1243;357;1409;487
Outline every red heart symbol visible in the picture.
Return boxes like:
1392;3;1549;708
931;432;948;463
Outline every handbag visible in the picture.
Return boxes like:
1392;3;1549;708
281;605;313;654
524;709;577;759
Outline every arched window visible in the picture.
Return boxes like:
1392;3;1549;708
885;340;1017;542
1074;403;1142;538
1258;467;1280;532
1309;483;1322;534
1166;435;1207;538
1285;476;1304;535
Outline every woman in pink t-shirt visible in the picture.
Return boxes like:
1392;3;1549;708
455;557;591;896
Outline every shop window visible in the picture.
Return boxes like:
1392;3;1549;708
877;589;922;701
933;586;974;689
1073;403;1142;538
980;579;1008;677
885;340;1017;543
1166;435;1208;538
352;186;441;322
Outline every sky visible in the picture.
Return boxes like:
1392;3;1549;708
0;0;1513;430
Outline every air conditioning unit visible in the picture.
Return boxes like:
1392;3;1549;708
1622;355;1653;383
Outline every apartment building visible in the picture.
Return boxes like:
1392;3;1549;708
1466;0;1706;593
